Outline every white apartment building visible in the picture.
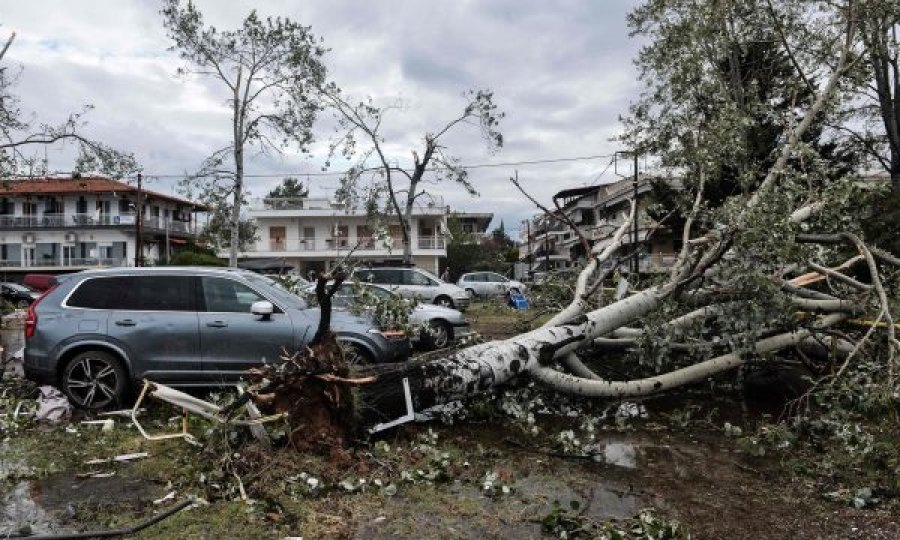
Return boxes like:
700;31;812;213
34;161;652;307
0;176;204;275
238;195;463;275
519;176;680;275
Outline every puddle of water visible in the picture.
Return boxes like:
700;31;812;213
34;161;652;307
602;442;637;469
32;474;160;512
354;471;646;540
514;473;643;521
0;472;163;537
1;481;58;536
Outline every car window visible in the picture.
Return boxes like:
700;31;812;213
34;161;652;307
405;270;436;286
473;273;488;282
361;269;404;285
243;274;306;309
67;275;196;311
357;269;382;283
487;273;509;282
461;275;472;282
365;285;395;299
202;277;275;313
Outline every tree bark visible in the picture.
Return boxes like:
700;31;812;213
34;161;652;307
229;73;244;268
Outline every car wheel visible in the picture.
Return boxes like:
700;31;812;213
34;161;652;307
434;295;455;308
62;350;128;410
426;320;452;350
509;287;521;295
342;342;374;367
16;299;29;309
465;288;475;298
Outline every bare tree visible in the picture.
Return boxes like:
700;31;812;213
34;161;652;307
161;1;329;266
322;88;503;264
857;0;900;190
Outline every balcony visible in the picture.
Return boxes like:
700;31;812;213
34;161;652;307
0;258;127;269
250;196;447;215
417;236;445;249
0;213;196;234
248;235;447;255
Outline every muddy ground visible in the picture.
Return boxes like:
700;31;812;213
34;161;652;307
1;302;898;538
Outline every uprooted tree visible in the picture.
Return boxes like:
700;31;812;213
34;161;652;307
243;1;899;446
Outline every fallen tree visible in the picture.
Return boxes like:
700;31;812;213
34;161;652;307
242;3;898;447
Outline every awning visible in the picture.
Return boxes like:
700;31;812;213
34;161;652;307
237;258;295;272
168;238;187;245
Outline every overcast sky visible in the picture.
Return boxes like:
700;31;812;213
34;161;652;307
1;0;645;237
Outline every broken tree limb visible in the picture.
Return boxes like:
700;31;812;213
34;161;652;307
529;313;847;398
542;200;637;379
807;261;873;291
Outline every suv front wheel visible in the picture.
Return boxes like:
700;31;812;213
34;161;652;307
61;350;128;410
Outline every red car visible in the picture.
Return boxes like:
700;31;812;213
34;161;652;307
23;274;57;292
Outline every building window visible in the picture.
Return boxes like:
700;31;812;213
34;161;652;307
357;225;373;248
77;196;88;214
269;226;286;251
334;225;349;248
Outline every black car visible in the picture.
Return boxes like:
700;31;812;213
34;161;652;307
1;282;41;309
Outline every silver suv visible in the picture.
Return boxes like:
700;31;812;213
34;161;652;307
352;267;470;310
23;267;410;409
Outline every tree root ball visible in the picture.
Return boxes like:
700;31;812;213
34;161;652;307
247;332;357;462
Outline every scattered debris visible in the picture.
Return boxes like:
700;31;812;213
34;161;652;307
153;491;177;505
34;386;70;423
129;380;285;443
81;419;114;432
84;452;149;466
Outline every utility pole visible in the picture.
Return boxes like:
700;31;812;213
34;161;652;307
632;152;640;276
527;219;533;277
134;172;143;267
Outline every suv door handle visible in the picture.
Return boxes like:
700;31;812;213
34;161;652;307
206;321;228;328
114;319;136;327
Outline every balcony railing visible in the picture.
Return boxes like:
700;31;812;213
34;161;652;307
417;237;445;249
251;195;446;212
0;213;195;233
252;236;447;253
0;258;127;268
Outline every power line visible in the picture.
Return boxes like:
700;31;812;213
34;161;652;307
124;153;618;180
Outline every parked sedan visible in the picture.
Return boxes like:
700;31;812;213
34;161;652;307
24;267;410;409
457;272;526;298
1;282;41;309
325;283;474;350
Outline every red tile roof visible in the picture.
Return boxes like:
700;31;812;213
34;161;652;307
0;176;206;209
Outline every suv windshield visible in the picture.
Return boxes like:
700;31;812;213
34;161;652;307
243;274;307;309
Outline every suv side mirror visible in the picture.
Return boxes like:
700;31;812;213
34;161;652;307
251;300;274;320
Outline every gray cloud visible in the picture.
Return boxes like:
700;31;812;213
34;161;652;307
1;0;645;237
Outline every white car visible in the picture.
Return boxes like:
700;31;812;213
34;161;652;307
457;272;526;298
330;283;473;350
351;267;470;310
